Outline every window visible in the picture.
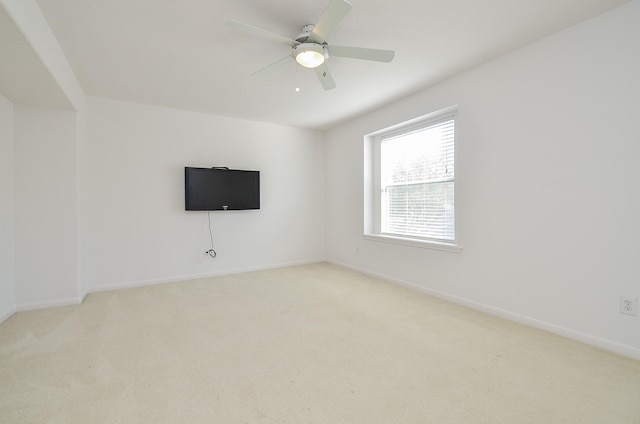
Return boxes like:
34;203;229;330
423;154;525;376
365;107;459;251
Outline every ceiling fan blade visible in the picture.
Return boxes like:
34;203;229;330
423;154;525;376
249;55;292;78
314;63;337;90
225;20;299;47
328;45;395;62
307;0;352;44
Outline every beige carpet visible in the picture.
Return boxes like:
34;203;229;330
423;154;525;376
1;263;639;423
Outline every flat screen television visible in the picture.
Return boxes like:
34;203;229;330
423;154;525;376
185;167;260;211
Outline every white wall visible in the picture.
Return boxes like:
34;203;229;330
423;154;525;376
81;97;325;290
13;105;80;309
2;0;86;313
325;1;640;358
0;94;15;322
75;105;86;300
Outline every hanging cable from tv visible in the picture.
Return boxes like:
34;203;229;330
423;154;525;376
205;211;217;259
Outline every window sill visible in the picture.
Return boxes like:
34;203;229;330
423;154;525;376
362;234;462;253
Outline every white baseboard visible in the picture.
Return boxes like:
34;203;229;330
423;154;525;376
88;258;326;293
0;306;17;325
328;259;640;361
16;296;84;312
5;259;325;314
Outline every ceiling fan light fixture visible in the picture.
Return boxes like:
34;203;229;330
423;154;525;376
293;43;326;69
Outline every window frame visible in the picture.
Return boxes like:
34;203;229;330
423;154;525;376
364;106;462;253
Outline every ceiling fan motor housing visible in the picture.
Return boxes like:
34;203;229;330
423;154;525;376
295;24;316;42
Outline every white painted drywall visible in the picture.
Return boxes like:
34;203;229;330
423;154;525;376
81;97;325;290
325;1;640;357
75;105;87;301
13;105;80;309
0;0;84;110
2;0;86;311
0;94;15;322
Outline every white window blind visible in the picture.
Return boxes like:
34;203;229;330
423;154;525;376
380;116;455;241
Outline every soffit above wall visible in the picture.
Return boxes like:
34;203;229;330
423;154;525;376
0;7;73;110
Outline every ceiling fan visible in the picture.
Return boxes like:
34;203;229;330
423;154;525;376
225;0;395;90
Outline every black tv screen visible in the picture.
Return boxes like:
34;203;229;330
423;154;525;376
185;167;260;211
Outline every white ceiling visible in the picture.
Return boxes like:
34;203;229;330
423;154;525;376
6;0;631;130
